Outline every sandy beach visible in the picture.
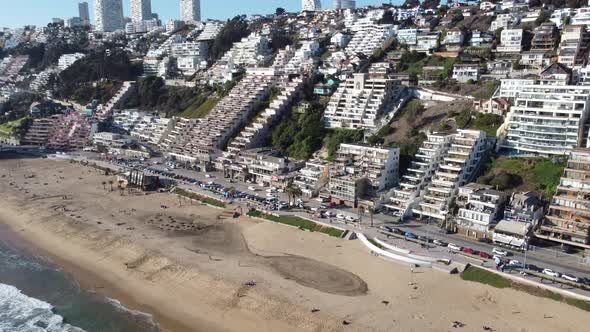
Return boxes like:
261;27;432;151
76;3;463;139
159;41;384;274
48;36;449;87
1;155;589;332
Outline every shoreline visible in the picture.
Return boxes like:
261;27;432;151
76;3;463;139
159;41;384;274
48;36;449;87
0;210;212;332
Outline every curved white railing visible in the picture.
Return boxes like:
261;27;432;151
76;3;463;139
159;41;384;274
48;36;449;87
357;233;432;267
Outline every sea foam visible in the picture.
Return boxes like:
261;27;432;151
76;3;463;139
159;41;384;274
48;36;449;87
0;283;86;332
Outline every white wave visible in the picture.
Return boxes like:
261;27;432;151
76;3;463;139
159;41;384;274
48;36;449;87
0;283;86;332
105;298;161;331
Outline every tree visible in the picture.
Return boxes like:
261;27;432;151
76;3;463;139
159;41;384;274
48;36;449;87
108;180;114;192
210;16;250;61
275;8;286;16
367;207;375;227
535;10;551;26
285;180;302;207
403;0;421;8
102;181;106;191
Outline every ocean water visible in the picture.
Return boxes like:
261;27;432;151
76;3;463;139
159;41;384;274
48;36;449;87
0;224;161;332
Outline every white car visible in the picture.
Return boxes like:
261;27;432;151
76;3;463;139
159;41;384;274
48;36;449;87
266;193;277;198
447;243;463;251
508;260;523;268
205;174;212;178
492;248;509;256
542;269;561;278
561;274;580;283
345;216;356;222
433;239;446;246
336;214;345;220
247;186;257;191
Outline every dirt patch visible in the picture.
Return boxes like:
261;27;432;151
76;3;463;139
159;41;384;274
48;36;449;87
266;255;368;296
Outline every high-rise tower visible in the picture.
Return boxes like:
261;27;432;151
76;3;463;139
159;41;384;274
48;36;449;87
94;0;125;32
131;0;152;22
180;0;201;23
302;0;322;12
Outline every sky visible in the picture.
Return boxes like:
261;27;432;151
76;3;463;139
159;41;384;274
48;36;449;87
0;0;404;28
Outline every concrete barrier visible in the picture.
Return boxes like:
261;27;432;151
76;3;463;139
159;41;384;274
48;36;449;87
357;233;432;267
372;237;411;254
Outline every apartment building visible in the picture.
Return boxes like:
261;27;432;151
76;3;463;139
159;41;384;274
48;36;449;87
558;25;589;68
490;13;520;31
397;28;424;46
294;159;330;197
455;184;509;239
323;73;402;130
166;75;274;166
302;0;322;11
520;50;552;69
443;27;464;50
21;115;61;145
94;0;125;32
57;53;85;71
412;31;440;54
384;133;452;219
452;64;482;83
498;83;590;156
180;0;201;23
226;76;305;155
93;132;134;148
531;23;559;51
413;130;491;222
159;117;199;154
229;148;298;187
496;29;523;53
130;0;152;23
131;117;173;145
536;149;590;250
46;112;95;151
470;30;493;47
196;22;223;41
330;143;400;207
344;24;395;57
217;33;272;67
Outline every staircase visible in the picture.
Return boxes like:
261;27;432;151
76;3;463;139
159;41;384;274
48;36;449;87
96;81;136;121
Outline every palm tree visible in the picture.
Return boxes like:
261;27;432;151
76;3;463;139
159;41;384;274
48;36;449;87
101;181;106;190
367;207;375;228
284;180;303;207
108;180;114;192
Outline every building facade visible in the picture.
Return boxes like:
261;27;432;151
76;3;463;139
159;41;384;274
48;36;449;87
180;0;201;23
130;0;152;23
78;2;90;26
302;0;322;12
94;0;125;32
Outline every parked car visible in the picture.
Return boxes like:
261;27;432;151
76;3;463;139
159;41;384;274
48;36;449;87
336;214;345;220
542;269;561;278
404;232;417;239
525;264;542;273
433;239;447;247
479;252;492;259
448;243;462;251
392;228;404;235
417;235;432;243
462;247;475;254
561;274;580;283
247;186;257;191
492;248;509;256
345;216;356;222
508;260;524;268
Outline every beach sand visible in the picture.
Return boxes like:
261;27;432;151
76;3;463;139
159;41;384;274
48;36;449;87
1;155;589;332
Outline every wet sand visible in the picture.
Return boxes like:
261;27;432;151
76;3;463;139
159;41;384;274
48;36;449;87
1;156;590;332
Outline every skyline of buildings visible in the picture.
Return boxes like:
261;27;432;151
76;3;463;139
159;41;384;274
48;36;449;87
130;0;153;22
94;0;125;32
180;0;201;23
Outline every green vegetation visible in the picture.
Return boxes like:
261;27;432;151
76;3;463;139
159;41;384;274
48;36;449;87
471;81;500;99
122;76;213;117
271;106;327;160
0;117;30;138
461;266;511;288
179;97;219;118
404;55;456;79
462;266;590;312
368;239;384;249
172;188;226;208
248;210;344;238
71;80;120;105
477;156;565;197
57;48;140;99
326;129;364;160
470;113;502;136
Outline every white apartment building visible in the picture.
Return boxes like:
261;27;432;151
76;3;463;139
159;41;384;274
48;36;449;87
452;64;481;83
167;74;274;165
302;0;322;12
498;83;590;156
196;22;223;41
323;73;402;130
166;20;185;33
295;160;330;197
520;50;552;69
397;28;425;46
558;25;589;68
456;184;509;239
57;53;85;71
490;13;520;31
413;130;491;222
344;24;395;57
496;29;523;53
216;33;272;67
130;116;173;145
331;32;352;49
470;30;493;47
443;27;464;48
130;0;152;23
94;0;125;32
330;143;400;206
93;132;135;148
412;31;440;53
180;0;201;23
550;9;574;28
384;133;452;219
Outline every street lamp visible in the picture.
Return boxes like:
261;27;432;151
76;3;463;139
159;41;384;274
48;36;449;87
521;237;529;275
